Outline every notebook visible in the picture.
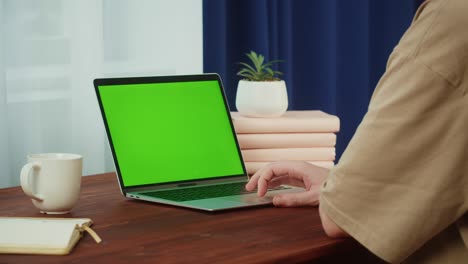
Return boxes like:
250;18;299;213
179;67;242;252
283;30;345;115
0;217;101;255
93;74;303;211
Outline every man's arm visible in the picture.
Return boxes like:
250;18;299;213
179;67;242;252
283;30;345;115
319;203;348;238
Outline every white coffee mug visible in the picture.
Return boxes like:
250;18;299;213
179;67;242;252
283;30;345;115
20;153;83;214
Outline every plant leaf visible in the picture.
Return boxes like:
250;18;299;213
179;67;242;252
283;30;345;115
238;50;285;81
238;62;256;74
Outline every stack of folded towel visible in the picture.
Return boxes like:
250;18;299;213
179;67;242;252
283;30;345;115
231;111;340;175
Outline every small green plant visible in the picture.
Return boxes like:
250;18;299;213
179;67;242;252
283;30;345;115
237;51;283;81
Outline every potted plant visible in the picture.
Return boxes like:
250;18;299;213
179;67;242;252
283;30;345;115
235;50;288;118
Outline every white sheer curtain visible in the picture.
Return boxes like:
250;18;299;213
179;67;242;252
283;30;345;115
0;0;203;188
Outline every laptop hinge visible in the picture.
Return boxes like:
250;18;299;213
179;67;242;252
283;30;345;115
178;183;197;188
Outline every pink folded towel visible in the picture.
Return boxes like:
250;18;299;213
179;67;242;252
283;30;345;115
244;161;335;175
231;111;340;133
241;148;335;162
237;133;336;149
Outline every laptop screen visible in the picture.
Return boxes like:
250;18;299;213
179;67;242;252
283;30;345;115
95;75;246;188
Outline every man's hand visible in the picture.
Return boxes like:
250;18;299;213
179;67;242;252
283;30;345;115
245;161;329;207
245;161;349;238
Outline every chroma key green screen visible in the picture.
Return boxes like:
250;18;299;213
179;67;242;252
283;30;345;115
97;79;245;187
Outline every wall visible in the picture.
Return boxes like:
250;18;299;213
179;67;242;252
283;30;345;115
0;0;203;188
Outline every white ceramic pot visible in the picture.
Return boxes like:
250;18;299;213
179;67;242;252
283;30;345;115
235;80;288;118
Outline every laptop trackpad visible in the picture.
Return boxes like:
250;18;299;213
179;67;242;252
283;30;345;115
183;194;272;210
183;198;251;209
222;194;273;204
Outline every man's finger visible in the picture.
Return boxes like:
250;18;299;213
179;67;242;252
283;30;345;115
256;169;277;197
245;176;258;191
245;166;266;191
246;161;312;195
272;191;319;207
267;176;306;189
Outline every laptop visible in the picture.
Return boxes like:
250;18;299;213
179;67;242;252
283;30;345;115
93;74;303;211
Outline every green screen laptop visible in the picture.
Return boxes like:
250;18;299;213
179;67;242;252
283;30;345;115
94;74;301;211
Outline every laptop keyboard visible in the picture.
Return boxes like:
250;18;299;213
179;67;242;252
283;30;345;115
142;182;290;202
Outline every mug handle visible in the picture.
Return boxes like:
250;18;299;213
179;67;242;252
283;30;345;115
20;162;44;201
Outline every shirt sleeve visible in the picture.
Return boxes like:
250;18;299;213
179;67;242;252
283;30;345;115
320;0;468;262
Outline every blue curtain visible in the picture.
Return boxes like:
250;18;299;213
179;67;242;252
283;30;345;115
203;0;424;159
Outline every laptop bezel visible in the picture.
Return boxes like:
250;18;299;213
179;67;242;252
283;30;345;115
93;74;248;195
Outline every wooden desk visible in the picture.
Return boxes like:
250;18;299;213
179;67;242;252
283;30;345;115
0;173;383;263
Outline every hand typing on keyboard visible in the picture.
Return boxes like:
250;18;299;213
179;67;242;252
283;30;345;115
245;161;329;207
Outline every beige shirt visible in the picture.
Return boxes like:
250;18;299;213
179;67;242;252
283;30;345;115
320;0;468;263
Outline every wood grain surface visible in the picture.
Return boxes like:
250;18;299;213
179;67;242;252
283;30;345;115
0;173;384;264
